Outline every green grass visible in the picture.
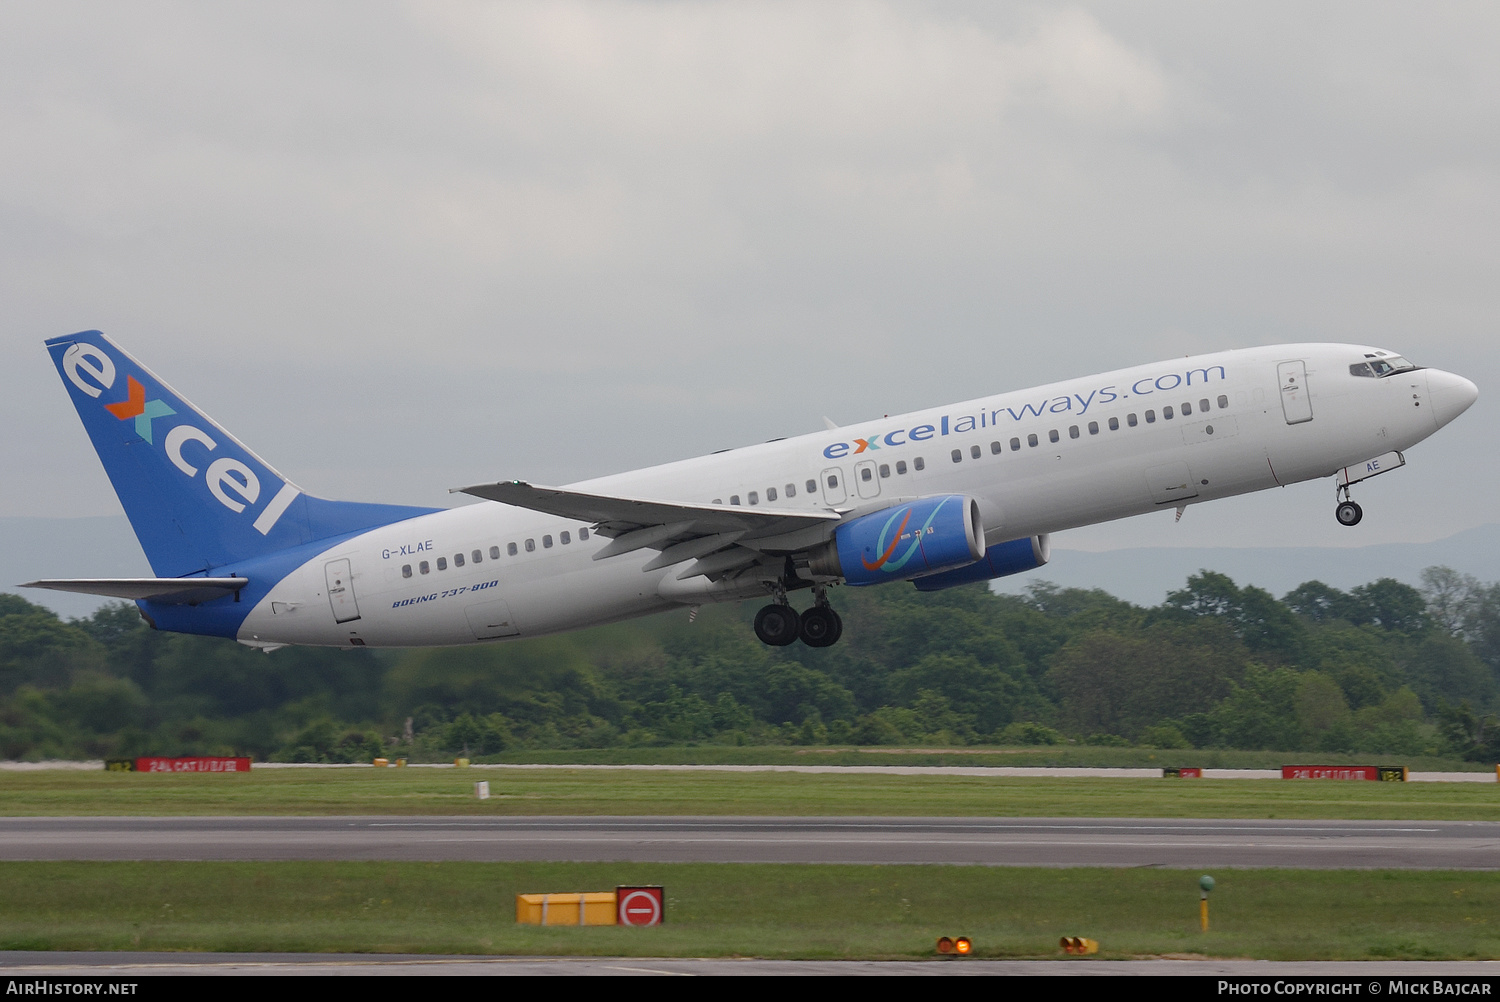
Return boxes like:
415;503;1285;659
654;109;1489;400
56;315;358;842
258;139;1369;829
0;862;1495;960
1;767;1496;819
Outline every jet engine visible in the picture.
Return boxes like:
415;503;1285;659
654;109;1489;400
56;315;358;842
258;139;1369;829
911;534;1051;592
807;495;984;586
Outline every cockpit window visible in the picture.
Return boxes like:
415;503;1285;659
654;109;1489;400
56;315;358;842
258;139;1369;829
1351;356;1418;378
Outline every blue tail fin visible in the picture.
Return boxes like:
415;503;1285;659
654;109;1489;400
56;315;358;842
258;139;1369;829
47;331;438;577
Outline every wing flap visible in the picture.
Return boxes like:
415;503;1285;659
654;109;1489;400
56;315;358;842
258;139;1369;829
22;577;248;604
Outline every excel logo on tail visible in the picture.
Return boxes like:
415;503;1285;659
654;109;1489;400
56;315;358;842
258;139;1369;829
61;341;300;536
104;374;176;443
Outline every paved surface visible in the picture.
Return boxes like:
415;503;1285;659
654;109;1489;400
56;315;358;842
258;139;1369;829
1;952;1498;976
2;816;1497;868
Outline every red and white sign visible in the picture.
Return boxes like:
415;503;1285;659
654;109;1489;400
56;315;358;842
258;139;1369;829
616;886;664;926
1282;765;1377;781
135;757;251;773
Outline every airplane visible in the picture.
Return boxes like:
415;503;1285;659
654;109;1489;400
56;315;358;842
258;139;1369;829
24;331;1477;651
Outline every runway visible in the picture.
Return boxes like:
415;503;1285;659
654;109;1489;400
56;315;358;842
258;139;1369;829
1;816;1496;868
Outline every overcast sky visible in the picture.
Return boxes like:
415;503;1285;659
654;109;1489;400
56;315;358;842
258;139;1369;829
2;1;1494;555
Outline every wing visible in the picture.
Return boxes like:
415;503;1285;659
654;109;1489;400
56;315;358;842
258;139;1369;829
22;577;248;604
455;480;841;580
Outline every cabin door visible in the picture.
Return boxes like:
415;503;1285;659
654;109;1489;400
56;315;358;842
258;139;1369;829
325;558;361;623
1278;360;1313;425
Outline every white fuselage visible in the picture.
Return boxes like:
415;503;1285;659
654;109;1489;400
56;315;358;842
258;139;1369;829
237;343;1467;648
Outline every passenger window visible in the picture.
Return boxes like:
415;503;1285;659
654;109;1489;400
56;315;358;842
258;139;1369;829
895;460;907;475
419;560;429;574
1048;429;1060;443
1028;433;1039;447
712;499;722;505
561;531;571;544
579;528;589;540
1010;437;1020;451
913;457;925;471
507;542;518;556
1068;426;1079;439
1163;406;1174;420
1088;421;1098;435
1128;413;1138;427
525;539;535;552
878;464;890;478
543;535;553;548
402;564;412;578
990;441;1002;454
785;483;796;497
1145;410;1156;424
730;495;741;505
436;557;447;571
748;491;759;504
1200;398;1211;412
1217;395;1228;409
951;449;963;463
453;552;464;567
806;479;817;493
1108;417;1119;430
490;546;500;559
1181;402;1192;415
767;487;778;501
826;475;839;487
472;549;482;563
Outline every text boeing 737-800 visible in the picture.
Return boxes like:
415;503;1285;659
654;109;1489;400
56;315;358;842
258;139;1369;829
24;332;1477;650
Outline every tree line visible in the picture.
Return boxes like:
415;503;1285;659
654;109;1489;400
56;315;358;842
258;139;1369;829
1;565;1497;762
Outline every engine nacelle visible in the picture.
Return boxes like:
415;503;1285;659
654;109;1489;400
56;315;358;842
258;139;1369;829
807;495;984;586
911;534;1051;592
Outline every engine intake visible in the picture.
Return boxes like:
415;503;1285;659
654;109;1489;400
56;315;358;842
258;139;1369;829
808;495;984;586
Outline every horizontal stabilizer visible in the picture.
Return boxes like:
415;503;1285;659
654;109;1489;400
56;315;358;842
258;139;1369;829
454;481;838;539
22;577;248;604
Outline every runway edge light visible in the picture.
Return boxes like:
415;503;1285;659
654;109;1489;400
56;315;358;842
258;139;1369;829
1060;936;1098;955
1199;874;1215;932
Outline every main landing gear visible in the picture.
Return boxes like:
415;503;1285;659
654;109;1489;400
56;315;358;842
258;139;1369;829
1335;484;1363;527
753;584;843;648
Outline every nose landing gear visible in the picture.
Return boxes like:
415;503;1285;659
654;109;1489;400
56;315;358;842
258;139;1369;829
1335;484;1363;526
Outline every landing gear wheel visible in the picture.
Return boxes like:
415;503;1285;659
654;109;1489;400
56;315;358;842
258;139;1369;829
827;610;843;645
754;604;801;646
799;606;839;647
1336;501;1363;526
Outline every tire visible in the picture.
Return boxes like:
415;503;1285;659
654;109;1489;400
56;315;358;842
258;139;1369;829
799;607;837;647
754;604;800;646
1335;501;1363;526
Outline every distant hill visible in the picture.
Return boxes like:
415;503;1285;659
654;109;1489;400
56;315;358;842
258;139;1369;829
994;522;1500;606
3;514;1497;620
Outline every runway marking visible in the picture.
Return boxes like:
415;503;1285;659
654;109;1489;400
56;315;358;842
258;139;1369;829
360;821;1445;834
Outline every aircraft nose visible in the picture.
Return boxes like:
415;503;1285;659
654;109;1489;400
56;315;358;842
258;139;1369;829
1426;369;1479;429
